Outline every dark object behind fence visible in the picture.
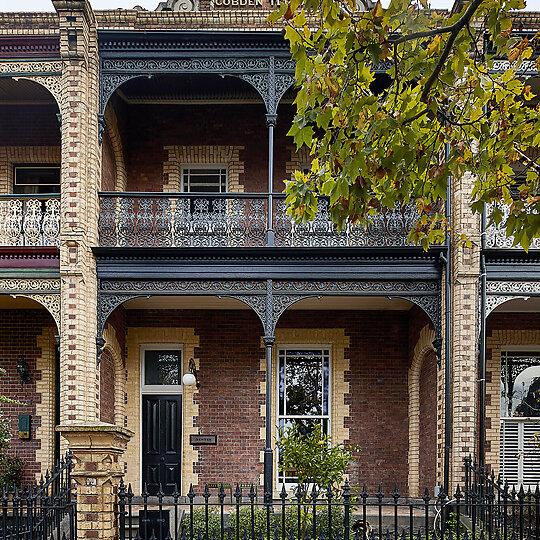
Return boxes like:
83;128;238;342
1;451;76;540
117;458;540;540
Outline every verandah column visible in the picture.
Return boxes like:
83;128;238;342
449;169;482;489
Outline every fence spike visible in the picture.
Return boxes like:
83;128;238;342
361;484;368;501
423;487;430;503
173;483;180;501
234;483;242;503
455;485;462;500
204;483;210;501
280;483;287;500
311;484;318;501
392;484;399;501
218;483;226;502
376;484;383;502
188;483;195;501
249;484;256;502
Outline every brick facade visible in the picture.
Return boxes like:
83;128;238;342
121;307;435;495
0;308;56;484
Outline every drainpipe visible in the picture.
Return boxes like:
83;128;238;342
479;211;487;467
443;144;452;495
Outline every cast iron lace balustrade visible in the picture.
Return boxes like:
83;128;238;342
485;202;540;249
0;195;60;247
99;193;421;248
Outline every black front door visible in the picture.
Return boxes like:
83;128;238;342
142;395;182;495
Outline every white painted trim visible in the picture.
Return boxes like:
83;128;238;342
139;343;183;492
140;343;183;394
275;344;333;488
180;164;228;193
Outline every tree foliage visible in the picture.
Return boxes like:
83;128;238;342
269;0;540;249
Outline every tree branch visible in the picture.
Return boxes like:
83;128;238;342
420;0;484;102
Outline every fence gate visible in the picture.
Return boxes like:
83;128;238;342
1;451;76;540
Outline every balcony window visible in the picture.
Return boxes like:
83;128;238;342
13;164;60;194
181;166;227;193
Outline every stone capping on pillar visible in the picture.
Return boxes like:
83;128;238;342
57;424;134;452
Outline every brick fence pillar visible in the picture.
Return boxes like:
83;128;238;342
58;425;133;540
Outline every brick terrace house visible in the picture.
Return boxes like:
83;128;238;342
1;1;540;537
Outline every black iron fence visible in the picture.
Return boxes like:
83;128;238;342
1;451;76;540
117;459;539;540
464;457;539;540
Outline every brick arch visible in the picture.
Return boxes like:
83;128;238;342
102;323;126;428
103;105;127;191
408;324;436;496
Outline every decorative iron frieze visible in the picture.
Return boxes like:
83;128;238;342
485;295;530;317
0;278;60;292
0;278;61;329
97;278;441;360
487;281;540;295
99;56;295;116
0;60;62;74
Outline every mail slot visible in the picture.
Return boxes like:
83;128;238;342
18;414;30;439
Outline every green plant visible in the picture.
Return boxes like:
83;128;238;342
0;455;23;490
228;505;272;539
276;422;360;495
185;506;222;538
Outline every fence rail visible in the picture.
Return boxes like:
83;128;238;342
0;195;60;247
98;193;422;249
1;451;76;540
117;459;538;540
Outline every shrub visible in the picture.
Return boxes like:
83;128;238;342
228;505;272;539
0;455;23;490
185;506;222;539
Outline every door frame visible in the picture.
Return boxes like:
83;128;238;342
140;343;183;493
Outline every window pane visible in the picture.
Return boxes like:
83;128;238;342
285;351;323;416
144;350;181;386
182;168;226;193
14;165;60;194
501;353;540;417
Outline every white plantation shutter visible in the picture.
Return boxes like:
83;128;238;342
500;419;540;487
522;421;540;486
500;420;520;486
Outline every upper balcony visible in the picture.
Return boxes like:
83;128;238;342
484;202;540;250
0;195;59;247
98;192;420;249
0;78;61;254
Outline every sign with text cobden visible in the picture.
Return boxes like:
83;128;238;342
211;0;279;7
190;434;218;445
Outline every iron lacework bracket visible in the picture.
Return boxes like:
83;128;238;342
98;56;296;142
96;278;442;363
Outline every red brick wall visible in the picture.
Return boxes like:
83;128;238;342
127;308;413;492
0;105;60;146
100;349;115;424
0;309;56;484
279;310;411;494
419;350;437;491
101;131;116;191
122;103;294;193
